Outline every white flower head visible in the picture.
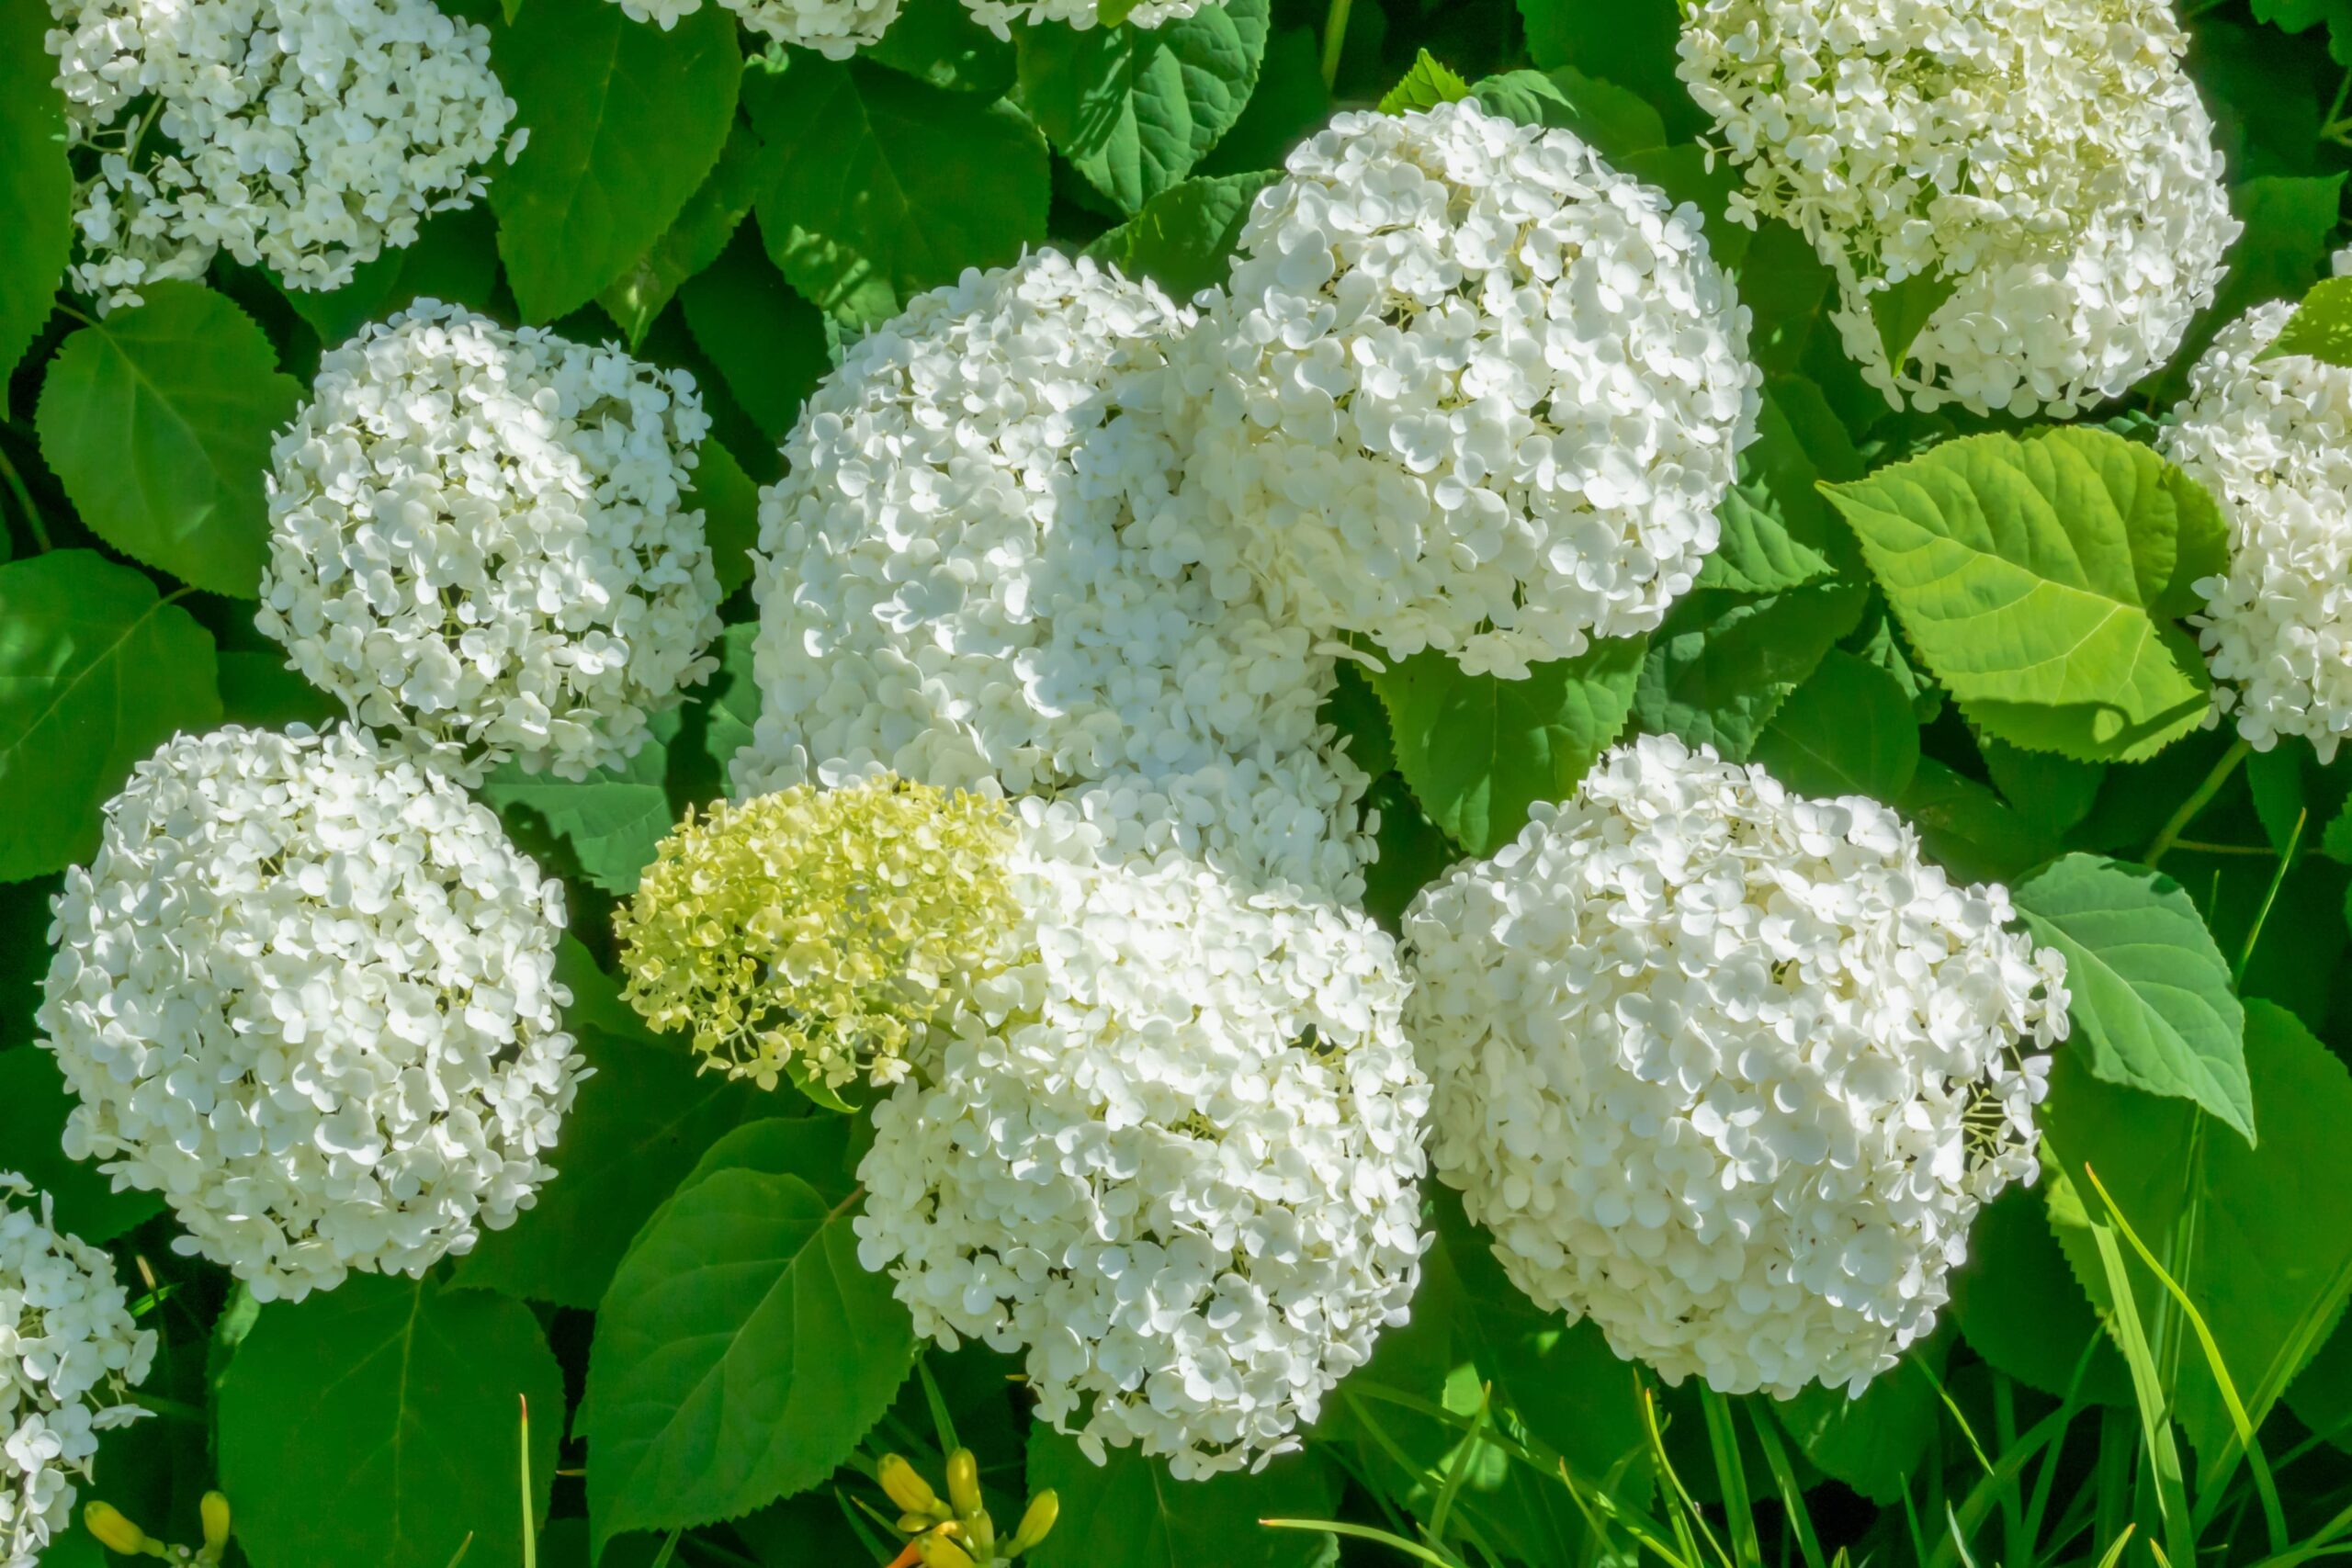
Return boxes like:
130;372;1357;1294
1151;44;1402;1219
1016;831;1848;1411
960;0;1203;37
1677;0;2239;418
1180;97;1761;680
258;301;724;784
600;0;896;56
738;249;1374;898
1403;736;2069;1397
37;726;585;1304
45;0;517;307
854;818;1430;1479
2164;299;2352;759
0;1177;153;1568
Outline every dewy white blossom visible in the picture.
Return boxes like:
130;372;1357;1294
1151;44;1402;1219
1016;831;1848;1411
1403;737;2069;1397
1677;0;2238;418
855;818;1430;1479
599;0;896;56
45;0;516;306
2163;298;2352;759
37;726;584;1304
738;251;1374;898
258;301;723;784
1178;97;1760;681
0;1178;153;1568
960;0;1203;37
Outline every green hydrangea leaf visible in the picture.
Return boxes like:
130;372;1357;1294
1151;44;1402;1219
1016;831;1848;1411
278;205;499;351
2264;274;2352;367
599;119;778;349
866;0;1017;96
218;1275;562;1568
35;283;301;596
1897;758;2055;885
1776;1337;1946;1504
0;0;70;387
686;435;762;600
679;230;829;446
1471;65;1667;159
1019;0;1270;215
0;550;221;881
1752;648;1919;803
480;709;682;896
1025;1429;1340;1568
1379;49;1471;114
1821;427;2227;763
1633;579;1867;762
1515;0;1696;141
0;1046;164;1243
1947;1184;2132;1406
2014;853;2252;1141
1979;735;2106;838
1083;170;1277;299
491;0;742;323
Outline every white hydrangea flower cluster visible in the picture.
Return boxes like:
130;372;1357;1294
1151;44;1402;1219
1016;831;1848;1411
258;301;724;784
601;0;896;57
855;818;1430;1478
44;0;516;307
1178;97;1760;680
1402;736;2069;1397
2162;298;2352;760
1676;0;2238;418
739;251;1374;898
0;1178;153;1568
37;726;585;1304
961;0;1203;37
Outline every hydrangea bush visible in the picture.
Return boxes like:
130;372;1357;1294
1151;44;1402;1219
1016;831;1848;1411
6;1;2352;1566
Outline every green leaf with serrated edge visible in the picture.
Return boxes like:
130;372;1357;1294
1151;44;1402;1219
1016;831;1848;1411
1821;427;2226;763
218;1275;561;1568
1470;66;1667;159
1516;0;1697;141
2014;853;2252;1141
2042;1003;2352;1468
1084;171;1277;299
866;0;1017;96
585;1121;913;1550
491;0;741;323
1375;636;1645;857
1948;1183;2132;1406
600;118;778;349
747;58;1049;325
1019;0;1269;216
279;204;499;350
1898;758;2054;885
1361;773;1455;934
698;623;763;799
35;283;300;596
1696;482;1836;595
1980;735;2105;838
679;229;829;445
452;1026;766;1308
1319;660;1394;780
0;1047;163;1244
2265;274;2352;367
2150;174;2346;405
1634;579;1867;763
1025;1428;1340;1568
1378;48;1470;114
1196;25;1326;177
0;551;221;881
1776;1336;1946;1504
1868;269;1961;376
1846;597;1945;722
0;0;70;388
687;436;761;601
480;709;680;896
1752;649;1918;803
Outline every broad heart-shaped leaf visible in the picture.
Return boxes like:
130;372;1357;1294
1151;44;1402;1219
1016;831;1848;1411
480;709;681;896
1868;269;1960;375
1515;0;1697;141
1025;1428;1340;1568
0;1047;164;1244
2013;853;2252;1142
490;0;741;323
586;1117;914;1549
1634;578;1867;762
1696;480;1836;594
866;0;1017;96
747;56;1049;325
1774;1336;1946;1504
2041;1003;2352;1469
1948;1183;2132;1407
1898;758;2056;886
600;119;777;349
277;204;499;351
2266;274;2352;367
0;0;70;386
687;436;762;600
35;284;300;596
1374;635;1645;857
679;229;830;446
1753;648;1918;803
0;551;221;881
452;1025;766;1308
1083;170;1277;299
1019;0;1270;216
1470;66;1667;160
1822;427;2227;763
1378;48;1470;114
1979;735;2105;839
217;1274;561;1568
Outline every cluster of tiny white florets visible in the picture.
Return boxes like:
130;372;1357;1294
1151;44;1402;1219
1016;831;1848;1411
2162;295;2352;760
602;0;896;56
856;821;1430;1479
1179;97;1760;680
960;0;1203;37
37;726;584;1304
1676;0;2237;418
1403;737;2069;1398
0;1178;153;1568
740;251;1374;897
258;301;723;784
44;0;516;307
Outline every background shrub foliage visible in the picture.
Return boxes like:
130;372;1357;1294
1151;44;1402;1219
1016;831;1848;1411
6;0;2352;1564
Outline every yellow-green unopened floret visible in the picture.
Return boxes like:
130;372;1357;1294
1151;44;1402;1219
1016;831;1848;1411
615;778;1018;1093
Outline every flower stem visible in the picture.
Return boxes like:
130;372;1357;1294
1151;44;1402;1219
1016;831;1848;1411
2143;736;2250;870
1319;0;1351;90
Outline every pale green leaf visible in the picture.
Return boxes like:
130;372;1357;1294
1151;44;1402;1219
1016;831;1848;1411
34;282;301;596
1084;170;1277;299
0;0;70;387
1378;49;1470;115
479;710;681;895
1633;580;1866;761
2264;274;2352;367
1696;481;1837;595
1752;648;1918;803
1026;1428;1340;1568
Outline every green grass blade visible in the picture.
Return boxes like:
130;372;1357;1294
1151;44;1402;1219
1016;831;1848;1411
1750;1405;1829;1568
519;1395;536;1568
2085;1217;2194;1568
1262;1518;1465;1568
1700;1387;1762;1568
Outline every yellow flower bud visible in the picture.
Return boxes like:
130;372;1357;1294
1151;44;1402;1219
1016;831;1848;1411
200;1492;232;1555
84;1502;151;1556
919;1531;978;1568
1008;1490;1059;1555
945;1448;983;1521
878;1454;943;1517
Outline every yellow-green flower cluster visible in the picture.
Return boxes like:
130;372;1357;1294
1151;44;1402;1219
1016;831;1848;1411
615;777;1018;1093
